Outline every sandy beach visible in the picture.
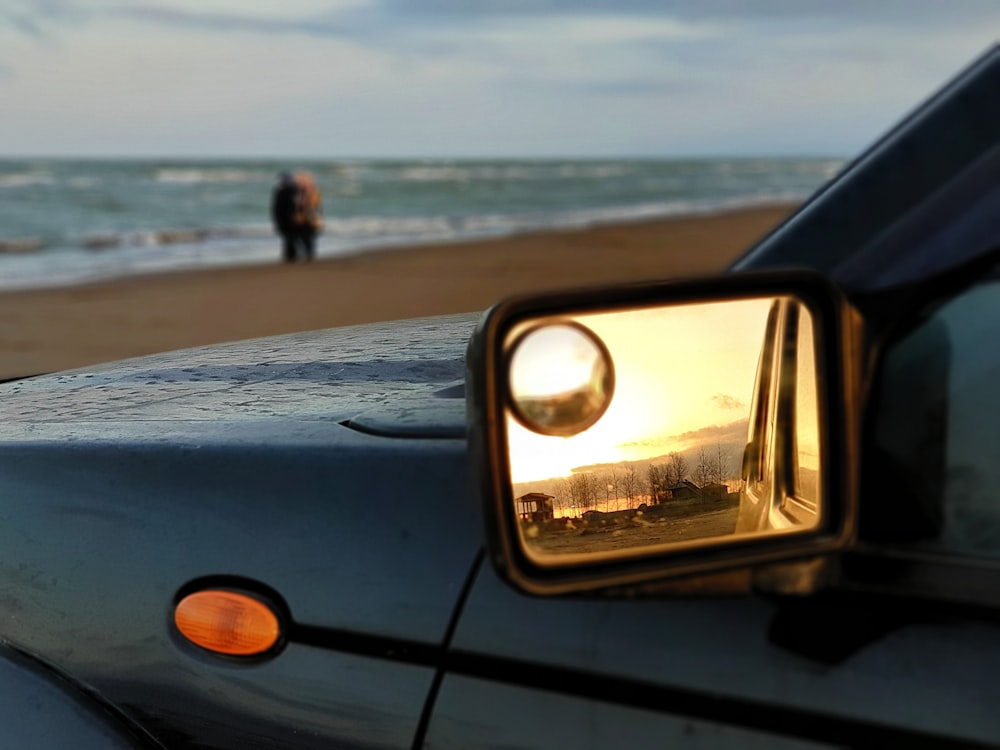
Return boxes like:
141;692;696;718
0;204;793;379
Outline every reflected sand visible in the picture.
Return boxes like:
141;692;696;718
522;496;739;555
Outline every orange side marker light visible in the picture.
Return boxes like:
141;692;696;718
174;590;282;656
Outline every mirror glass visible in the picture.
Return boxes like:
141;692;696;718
502;295;823;564
508;322;614;437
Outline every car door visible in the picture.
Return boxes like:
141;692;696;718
426;555;1000;748
843;263;1000;608
423;276;1000;749
421;273;1000;749
422;49;1000;749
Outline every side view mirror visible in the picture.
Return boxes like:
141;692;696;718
467;272;861;595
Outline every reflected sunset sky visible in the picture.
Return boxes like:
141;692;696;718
507;298;773;483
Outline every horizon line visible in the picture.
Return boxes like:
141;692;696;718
0;152;851;162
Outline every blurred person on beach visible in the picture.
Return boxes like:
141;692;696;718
271;172;300;263
271;172;323;263
292;172;324;262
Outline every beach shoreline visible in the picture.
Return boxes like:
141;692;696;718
0;204;794;379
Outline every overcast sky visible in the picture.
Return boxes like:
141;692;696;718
2;1;996;158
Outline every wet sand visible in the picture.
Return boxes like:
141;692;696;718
0;204;793;379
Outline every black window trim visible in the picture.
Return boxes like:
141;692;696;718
839;544;1000;616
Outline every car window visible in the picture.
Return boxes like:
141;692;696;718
866;270;1000;557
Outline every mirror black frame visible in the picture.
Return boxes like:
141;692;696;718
467;271;862;595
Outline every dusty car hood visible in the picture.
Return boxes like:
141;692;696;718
0;313;484;659
0;313;476;440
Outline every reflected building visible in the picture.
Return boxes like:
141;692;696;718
516;493;555;523
665;481;700;501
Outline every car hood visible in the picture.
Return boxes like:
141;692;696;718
0;313;485;654
0;313;477;442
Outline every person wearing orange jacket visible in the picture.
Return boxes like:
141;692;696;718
271;171;323;263
291;172;323;262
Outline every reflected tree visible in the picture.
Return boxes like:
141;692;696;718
569;472;600;511
605;465;621;512
647;464;668;504
710;443;731;487
695;447;711;487
620;463;640;509
665;451;690;487
552;477;573;516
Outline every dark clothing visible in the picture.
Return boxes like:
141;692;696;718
272;173;322;263
281;232;298;263
271;181;299;236
272;178;303;263
279;229;316;263
298;227;316;261
284;227;315;262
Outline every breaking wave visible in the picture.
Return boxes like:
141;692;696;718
0;156;845;290
154;168;271;185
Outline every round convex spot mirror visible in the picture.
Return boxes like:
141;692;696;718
507;321;615;437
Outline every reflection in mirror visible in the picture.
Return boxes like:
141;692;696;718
508;322;614;437
503;296;823;565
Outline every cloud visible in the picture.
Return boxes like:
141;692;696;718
571;419;749;476
109;6;355;38
4;0;94;28
3;0;370;40
381;0;1000;29
710;393;744;411
667;419;748;446
2;0;996;157
17;0;996;42
3;13;43;38
620;419;748;454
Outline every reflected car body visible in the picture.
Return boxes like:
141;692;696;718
0;47;998;748
737;297;821;534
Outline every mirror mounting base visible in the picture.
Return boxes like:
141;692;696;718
752;556;836;597
598;568;753;599
767;589;907;665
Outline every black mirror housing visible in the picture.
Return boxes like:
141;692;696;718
467;271;862;596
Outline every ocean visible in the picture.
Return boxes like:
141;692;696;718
0;157;844;291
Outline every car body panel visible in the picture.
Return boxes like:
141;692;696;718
1;314;473;428
449;564;1000;746
0;645;156;749
0;315;480;642
426;674;827;749
0;315;482;748
73;643;434;749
